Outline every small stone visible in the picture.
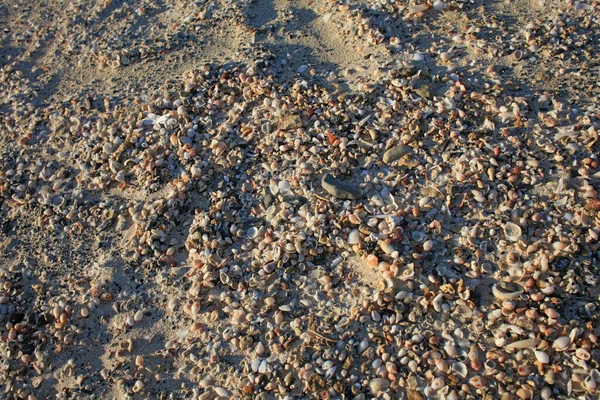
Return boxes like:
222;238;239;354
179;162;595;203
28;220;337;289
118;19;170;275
413;85;431;99
383;145;412;165
433;0;445;11
321;174;360;200
408;390;424;400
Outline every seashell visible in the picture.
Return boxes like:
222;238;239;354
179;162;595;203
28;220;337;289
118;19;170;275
431;376;445;390
432;293;444;312
325;365;337;380
423;239;433;251
214;387;230;397
584;375;596;392
493;281;523;301
132;380;144;393
552;336;570;351
505;338;539;350
444;343;458;357
369;378;390;395
534;350;549;364
134;310;144;323
469;376;485;388
452;362;468;378
435;357;449;372
379;240;396;255
503;222;522;242
347;229;361;245
219;272;230;285
359;339;369;353
576;348;591;361
251;358;261;372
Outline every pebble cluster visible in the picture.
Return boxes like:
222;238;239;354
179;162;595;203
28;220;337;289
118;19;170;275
1;0;600;399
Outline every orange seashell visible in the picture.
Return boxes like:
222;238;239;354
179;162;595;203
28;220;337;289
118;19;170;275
365;254;379;268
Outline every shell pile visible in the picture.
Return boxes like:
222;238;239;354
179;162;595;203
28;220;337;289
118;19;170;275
1;0;600;399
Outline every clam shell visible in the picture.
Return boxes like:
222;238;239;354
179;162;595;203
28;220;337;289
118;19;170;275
451;362;468;378
552;336;570;351
347;229;361;245
503;222;522;242
534;350;549;364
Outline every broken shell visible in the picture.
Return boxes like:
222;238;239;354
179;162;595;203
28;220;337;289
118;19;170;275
493;281;524;301
452;362;468;378
505;338;539;350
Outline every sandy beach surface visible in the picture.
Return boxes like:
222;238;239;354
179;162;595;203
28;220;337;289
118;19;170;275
1;0;600;399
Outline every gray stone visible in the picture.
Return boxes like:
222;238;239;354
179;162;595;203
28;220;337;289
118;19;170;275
321;174;360;199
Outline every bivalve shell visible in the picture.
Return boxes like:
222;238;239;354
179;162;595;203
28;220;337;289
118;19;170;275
503;222;522;242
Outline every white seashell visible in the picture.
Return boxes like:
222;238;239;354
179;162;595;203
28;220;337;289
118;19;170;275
435;357;448;372
347;229;361;245
322;360;334;370
379;241;395;255
132;380;144;393
452;362;468;378
134;310;144;323
325;366;337;380
423;239;433;251
256;341;265;355
503;222;522;242
258;359;267;374
251;358;261;372
432;293;444;312
431;376;445;390
552;336;570;351
278;180;292;195
576;348;591;361
535;350;549;364
214;387;230;397
444;344;458;357
369;378;390;395
359;339;369;353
